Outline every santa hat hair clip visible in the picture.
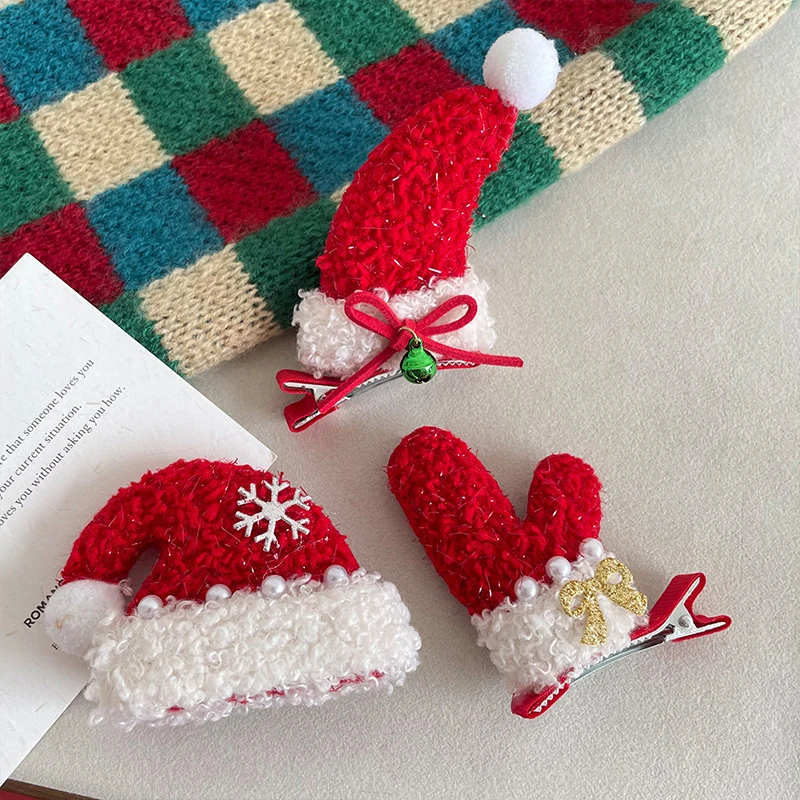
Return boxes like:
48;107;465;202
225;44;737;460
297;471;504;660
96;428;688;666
277;30;561;432
44;459;420;728
388;427;730;719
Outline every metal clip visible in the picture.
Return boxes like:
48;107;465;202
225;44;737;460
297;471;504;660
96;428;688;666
510;572;731;719
276;361;478;432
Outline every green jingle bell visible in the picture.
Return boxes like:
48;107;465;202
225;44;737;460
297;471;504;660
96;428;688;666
400;338;438;384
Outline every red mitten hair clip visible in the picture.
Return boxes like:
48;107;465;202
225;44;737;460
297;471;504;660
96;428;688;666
388;427;730;719
45;459;420;728
277;30;561;431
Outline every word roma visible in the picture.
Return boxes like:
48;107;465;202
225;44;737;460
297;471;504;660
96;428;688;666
23;578;64;629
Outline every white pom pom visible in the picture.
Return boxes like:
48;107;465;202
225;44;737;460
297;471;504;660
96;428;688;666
44;579;125;657
483;29;560;110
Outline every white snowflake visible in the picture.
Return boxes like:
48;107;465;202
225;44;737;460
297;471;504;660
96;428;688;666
233;475;311;552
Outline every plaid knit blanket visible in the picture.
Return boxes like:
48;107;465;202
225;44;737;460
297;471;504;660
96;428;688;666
0;0;791;375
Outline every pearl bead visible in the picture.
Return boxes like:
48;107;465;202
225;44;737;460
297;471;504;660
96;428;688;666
579;538;604;561
324;565;349;587
137;594;163;618
514;576;538;602
546;556;572;582
205;584;231;603
261;574;287;599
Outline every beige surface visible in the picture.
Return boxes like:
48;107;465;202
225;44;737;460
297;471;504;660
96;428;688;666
12;12;799;800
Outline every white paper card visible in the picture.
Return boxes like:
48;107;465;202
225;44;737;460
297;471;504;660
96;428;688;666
0;255;276;782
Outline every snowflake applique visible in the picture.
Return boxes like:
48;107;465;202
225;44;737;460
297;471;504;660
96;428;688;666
233;475;311;552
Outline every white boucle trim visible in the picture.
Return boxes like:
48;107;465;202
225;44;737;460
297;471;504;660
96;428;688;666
44;579;126;657
82;571;420;728
472;554;647;694
293;269;496;378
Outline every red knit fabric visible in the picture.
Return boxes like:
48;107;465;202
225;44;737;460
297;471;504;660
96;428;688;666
317;86;517;300
67;0;192;71
0;74;19;124
350;42;468;130
511;0;654;53
387;427;602;616
0;204;123;304
174;120;317;243
60;459;360;612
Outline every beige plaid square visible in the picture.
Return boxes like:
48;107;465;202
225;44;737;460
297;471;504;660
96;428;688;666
139;247;280;376
531;52;646;174
394;0;492;34
30;74;167;201
210;0;341;116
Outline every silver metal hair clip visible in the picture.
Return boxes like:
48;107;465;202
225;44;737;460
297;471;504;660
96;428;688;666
276;361;478;432
510;573;731;719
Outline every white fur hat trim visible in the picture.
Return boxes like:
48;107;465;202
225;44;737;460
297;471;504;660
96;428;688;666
293;269;496;378
472;555;647;694
79;571;420;728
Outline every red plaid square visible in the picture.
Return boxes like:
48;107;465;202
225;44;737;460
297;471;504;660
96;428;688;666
174;119;316;243
0;74;20;123
510;0;654;54
350;41;467;129
0;204;123;304
67;0;193;71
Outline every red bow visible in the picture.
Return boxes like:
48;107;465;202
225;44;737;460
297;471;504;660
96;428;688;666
316;291;523;415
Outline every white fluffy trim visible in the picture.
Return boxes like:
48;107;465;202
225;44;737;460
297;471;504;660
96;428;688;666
472;555;647;694
293;269;496;378
82;571;420;728
44;579;126;657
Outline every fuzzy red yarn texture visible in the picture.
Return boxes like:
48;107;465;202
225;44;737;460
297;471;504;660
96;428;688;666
0;74;19;124
60;459;359;612
317;86;518;300
387;427;602;616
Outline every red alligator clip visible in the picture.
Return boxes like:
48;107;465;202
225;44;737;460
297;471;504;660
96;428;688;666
510;573;731;719
276;362;479;433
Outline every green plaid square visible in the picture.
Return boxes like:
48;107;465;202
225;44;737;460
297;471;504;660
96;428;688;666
122;34;256;155
476;116;560;225
236;198;337;326
603;1;726;118
289;0;421;75
0;119;72;234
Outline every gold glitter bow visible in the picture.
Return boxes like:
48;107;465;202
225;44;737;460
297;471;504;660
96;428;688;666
558;557;648;646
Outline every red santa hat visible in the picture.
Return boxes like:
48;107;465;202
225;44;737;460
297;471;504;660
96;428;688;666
388;427;730;718
45;459;420;728
293;29;561;379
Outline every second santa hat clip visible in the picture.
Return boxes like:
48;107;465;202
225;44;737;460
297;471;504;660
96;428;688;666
276;30;561;431
44;459;420;728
